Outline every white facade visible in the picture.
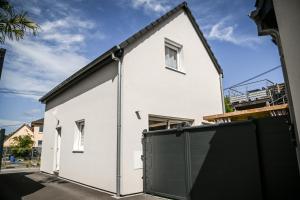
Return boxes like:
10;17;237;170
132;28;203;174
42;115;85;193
41;62;118;192
273;0;300;144
40;7;223;195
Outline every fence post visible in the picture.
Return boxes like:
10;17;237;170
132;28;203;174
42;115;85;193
0;129;5;172
142;129;147;194
184;131;192;199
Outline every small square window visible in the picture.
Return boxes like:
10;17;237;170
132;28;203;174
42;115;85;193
73;120;85;151
38;140;43;147
165;39;182;71
165;45;178;69
39;126;43;133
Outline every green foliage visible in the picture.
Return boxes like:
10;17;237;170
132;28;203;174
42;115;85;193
11;135;34;158
0;0;39;44
224;96;234;113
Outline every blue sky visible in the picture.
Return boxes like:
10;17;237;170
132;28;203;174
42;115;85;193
0;0;283;133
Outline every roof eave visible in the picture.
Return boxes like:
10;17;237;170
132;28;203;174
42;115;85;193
39;46;119;103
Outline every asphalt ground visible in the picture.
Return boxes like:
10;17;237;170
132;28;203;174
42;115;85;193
0;169;166;200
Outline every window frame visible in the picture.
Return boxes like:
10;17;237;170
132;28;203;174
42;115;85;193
38;126;43;133
37;140;43;147
164;38;184;73
73;119;85;152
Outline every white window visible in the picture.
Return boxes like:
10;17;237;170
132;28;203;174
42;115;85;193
73;120;85;151
165;39;182;71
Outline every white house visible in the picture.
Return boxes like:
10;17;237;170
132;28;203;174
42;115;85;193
40;2;224;196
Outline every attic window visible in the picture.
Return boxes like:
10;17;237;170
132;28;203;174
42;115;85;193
165;39;182;72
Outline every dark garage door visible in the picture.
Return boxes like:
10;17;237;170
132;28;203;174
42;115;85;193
143;116;300;200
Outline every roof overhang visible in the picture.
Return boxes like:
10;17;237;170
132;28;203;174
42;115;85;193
39;46;122;103
250;0;278;43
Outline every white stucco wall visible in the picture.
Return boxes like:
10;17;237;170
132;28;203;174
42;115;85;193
273;0;300;144
40;62;118;193
120;10;223;195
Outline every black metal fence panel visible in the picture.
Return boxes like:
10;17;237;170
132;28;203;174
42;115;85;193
143;116;300;200
144;131;187;199
255;117;300;200
189;123;262;200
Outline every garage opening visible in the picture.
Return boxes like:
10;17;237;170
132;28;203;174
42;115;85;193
148;114;194;131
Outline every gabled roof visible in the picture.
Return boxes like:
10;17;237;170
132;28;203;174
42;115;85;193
40;1;222;103
4;124;32;142
31;118;44;126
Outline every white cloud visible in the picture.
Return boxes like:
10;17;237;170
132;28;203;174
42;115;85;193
29;7;42;15
2;39;89;99
42;33;85;44
0;119;24;127
39;16;97;49
23;109;41;117
206;19;261;47
130;0;171;14
41;16;95;32
0;3;106;99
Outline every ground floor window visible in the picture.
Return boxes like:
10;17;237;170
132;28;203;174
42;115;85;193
38;140;43;147
73;120;85;151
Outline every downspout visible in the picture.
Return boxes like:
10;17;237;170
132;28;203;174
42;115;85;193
219;73;225;113
112;46;123;197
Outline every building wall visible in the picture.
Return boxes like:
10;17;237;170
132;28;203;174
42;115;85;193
32;125;43;147
121;10;223;195
273;0;300;143
40;62;118;193
3;125;33;147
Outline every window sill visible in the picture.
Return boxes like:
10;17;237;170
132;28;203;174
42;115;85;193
72;150;84;153
165;66;186;75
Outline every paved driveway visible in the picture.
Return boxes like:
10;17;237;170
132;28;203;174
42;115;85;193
0;169;163;200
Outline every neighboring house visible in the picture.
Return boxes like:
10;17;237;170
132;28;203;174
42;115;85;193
3;124;33;147
31;118;44;147
3;119;44;148
39;2;224;196
251;0;300;167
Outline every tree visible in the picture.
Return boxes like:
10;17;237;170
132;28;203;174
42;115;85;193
11;135;34;158
0;0;39;79
224;96;234;113
0;0;39;44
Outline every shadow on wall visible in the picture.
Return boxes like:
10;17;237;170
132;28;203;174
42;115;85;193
45;61;118;111
188;123;263;200
144;116;300;200
188;117;300;200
